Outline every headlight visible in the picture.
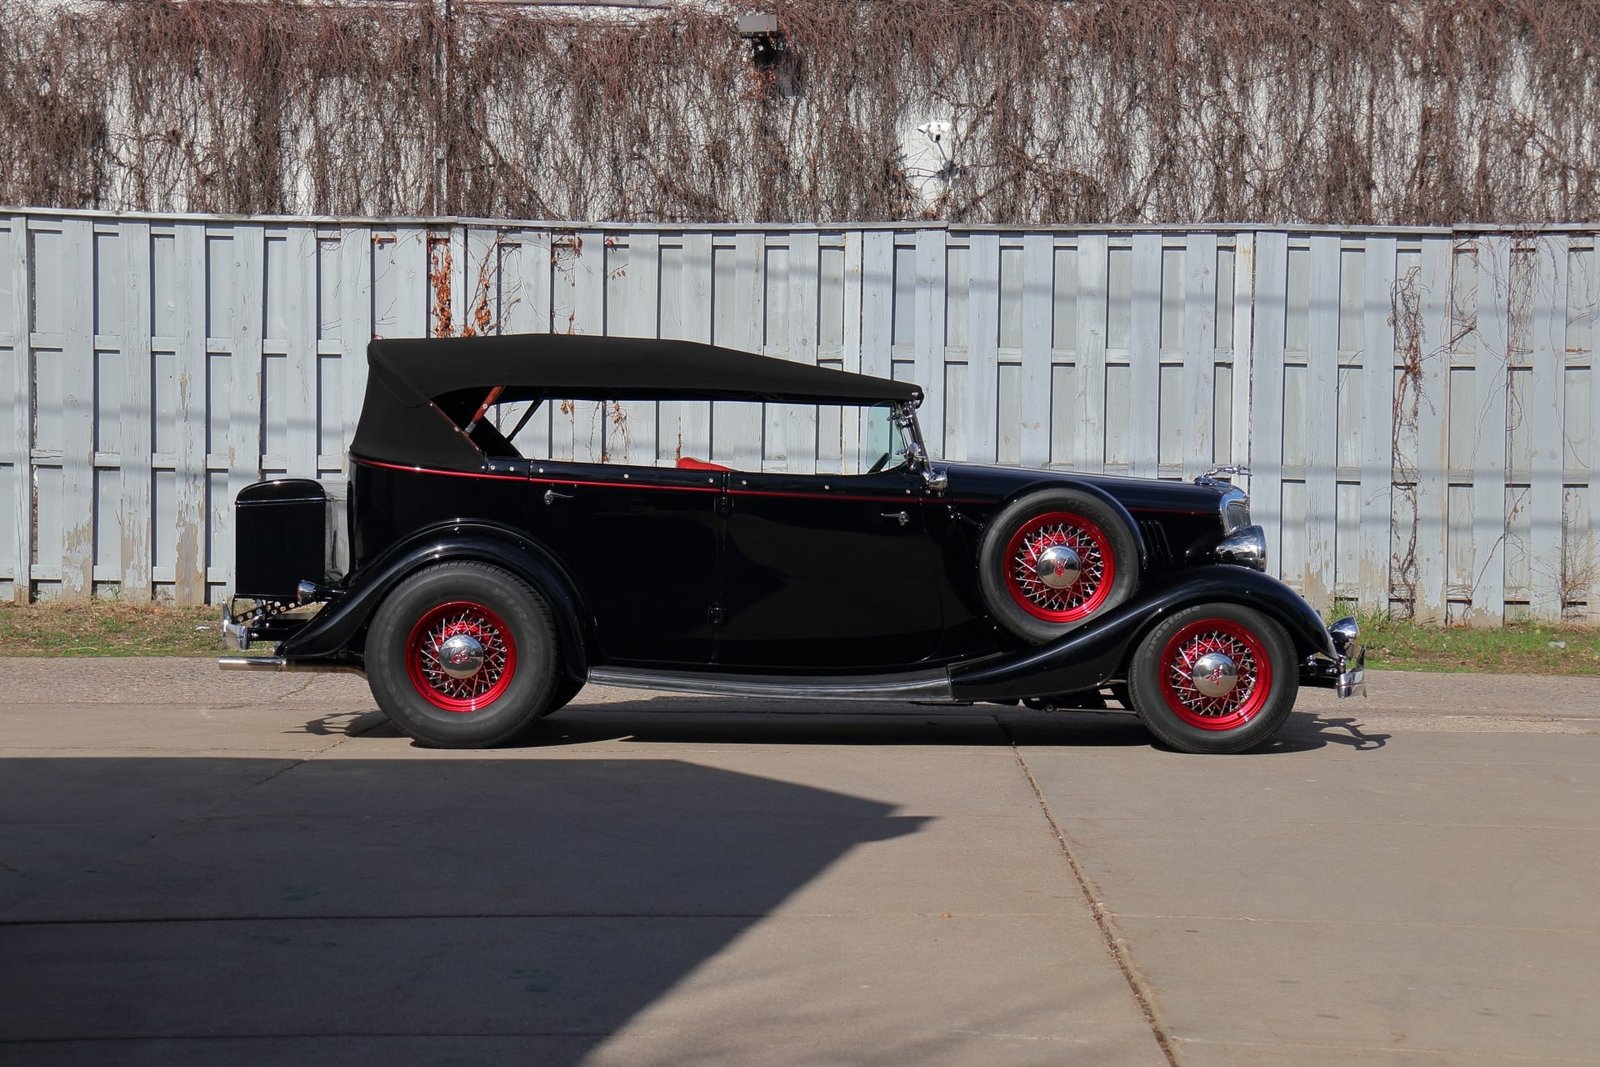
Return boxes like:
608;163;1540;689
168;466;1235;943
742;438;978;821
1219;486;1250;533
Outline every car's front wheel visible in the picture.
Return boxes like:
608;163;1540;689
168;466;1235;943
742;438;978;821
1126;603;1298;754
365;561;558;748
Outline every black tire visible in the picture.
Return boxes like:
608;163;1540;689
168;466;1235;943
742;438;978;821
1126;603;1298;754
546;674;585;714
977;489;1140;643
365;561;558;748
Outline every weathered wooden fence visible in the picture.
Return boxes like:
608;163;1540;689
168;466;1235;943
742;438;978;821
1;210;1596;624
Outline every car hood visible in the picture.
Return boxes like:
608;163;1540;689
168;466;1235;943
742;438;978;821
938;461;1229;515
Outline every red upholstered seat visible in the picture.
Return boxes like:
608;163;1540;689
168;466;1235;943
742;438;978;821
676;456;731;472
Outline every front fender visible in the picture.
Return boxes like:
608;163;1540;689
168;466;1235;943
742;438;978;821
948;567;1334;702
277;522;591;679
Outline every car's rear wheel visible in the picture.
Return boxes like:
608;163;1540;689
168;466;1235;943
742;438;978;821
978;489;1140;643
547;675;584;713
1126;603;1298;754
365;561;558;748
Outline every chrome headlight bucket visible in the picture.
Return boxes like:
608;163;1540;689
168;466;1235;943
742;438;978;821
1216;524;1267;570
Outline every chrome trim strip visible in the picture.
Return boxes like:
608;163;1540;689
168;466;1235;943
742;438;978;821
587;666;956;703
218;656;366;675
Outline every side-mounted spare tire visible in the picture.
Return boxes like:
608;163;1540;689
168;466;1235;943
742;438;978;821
977;488;1141;644
365;560;560;748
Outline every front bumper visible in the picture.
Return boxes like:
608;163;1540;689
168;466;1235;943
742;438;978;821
1300;615;1366;697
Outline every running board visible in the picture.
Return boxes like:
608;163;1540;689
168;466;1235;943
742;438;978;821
586;666;956;703
218;656;365;675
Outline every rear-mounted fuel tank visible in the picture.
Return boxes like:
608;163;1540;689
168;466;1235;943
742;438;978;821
234;478;339;601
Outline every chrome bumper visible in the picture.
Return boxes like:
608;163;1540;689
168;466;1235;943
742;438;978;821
1329;616;1366;697
221;602;251;651
1300;616;1366;696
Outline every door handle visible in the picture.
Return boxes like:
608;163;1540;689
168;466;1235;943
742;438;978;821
543;488;574;506
881;510;909;526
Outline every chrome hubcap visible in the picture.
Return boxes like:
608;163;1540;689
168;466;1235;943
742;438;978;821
1034;545;1083;590
1190;651;1238;698
438;634;486;680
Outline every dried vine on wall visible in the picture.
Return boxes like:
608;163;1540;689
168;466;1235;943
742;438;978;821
2;0;1599;224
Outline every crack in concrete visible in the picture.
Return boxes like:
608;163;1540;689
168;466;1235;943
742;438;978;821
996;715;1180;1067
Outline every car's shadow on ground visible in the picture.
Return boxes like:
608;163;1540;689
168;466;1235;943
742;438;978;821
319;698;1392;754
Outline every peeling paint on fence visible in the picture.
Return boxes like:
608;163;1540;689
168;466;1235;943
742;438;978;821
1;210;1596;624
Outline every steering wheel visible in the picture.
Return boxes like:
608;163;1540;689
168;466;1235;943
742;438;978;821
867;451;891;474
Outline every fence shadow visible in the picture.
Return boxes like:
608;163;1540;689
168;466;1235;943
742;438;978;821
0;755;921;1063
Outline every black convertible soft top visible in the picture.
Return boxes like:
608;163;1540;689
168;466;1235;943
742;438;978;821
351;334;922;468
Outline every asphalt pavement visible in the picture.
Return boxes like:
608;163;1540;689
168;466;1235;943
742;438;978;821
0;659;1596;1066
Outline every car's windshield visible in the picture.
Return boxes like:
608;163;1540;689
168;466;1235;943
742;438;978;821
861;402;913;474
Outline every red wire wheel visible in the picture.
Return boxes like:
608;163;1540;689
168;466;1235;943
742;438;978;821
1156;617;1272;731
403;600;518;713
1003;511;1117;624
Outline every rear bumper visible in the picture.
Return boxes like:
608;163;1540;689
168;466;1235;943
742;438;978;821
1300;616;1365;697
220;597;355;673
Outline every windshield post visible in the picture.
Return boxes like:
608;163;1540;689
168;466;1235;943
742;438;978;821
894;401;947;492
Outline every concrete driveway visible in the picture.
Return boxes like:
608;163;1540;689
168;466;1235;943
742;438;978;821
0;660;1596;1065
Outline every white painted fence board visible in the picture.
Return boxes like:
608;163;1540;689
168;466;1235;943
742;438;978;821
1074;235;1109;472
673;233;713;465
58;219;95;598
1231;234;1255;473
1128;234;1160;478
965;233;1000;465
839;232;863;469
1471;237;1512;624
623;232;660;469
7;219;30;601
1303;234;1340;608
338;226;373;456
1252;232;1289;575
226;225;265;593
860;230;894;470
913;229;946;457
173;223;209;603
1529;237;1566;618
1587;243;1600;619
1413;237;1452;622
118;223;153;599
786;231;821;474
1019;234;1052;468
1182;232;1217;478
1360;237;1397;607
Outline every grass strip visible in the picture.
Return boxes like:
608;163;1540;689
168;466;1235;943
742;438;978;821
2;599;1599;674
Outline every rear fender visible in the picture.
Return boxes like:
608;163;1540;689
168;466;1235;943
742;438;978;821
277;522;591;680
949;567;1334;701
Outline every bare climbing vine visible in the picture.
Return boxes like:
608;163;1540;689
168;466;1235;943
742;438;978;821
4;0;1600;225
1389;264;1425;618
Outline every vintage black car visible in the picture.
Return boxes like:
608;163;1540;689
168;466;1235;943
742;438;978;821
220;334;1363;754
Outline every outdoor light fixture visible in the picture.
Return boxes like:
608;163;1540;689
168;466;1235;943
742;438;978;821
736;12;784;68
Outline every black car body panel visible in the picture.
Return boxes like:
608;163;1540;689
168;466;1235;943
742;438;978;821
221;335;1365;753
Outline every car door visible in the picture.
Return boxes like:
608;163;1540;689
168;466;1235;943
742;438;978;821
714;468;944;670
528;460;723;665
